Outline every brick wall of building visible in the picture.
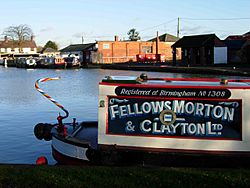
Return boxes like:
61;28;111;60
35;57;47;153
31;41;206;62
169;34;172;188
94;39;177;64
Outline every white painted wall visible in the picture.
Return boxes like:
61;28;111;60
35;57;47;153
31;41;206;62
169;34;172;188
1;47;37;54
61;51;83;62
23;48;31;53
214;47;227;64
6;48;11;53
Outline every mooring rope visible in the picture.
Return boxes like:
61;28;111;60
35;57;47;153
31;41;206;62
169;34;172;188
35;77;69;119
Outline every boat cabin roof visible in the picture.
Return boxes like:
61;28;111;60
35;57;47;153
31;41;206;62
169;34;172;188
101;76;250;88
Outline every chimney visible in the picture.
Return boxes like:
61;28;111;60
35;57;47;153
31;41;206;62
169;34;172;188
31;35;34;41
156;31;159;55
114;35;119;42
4;36;8;42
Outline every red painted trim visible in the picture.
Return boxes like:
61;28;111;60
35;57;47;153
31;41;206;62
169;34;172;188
146;78;250;82
105;133;241;141
52;146;90;165
100;78;250;83
99;82;250;89
240;102;243;138
148;78;222;82
98;144;250;156
108;95;239;101
105;96;109;134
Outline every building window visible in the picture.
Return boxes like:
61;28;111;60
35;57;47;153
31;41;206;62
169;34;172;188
103;44;110;49
142;46;152;53
185;49;188;56
23;48;31;53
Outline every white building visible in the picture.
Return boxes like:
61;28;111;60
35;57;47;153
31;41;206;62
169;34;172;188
0;36;37;55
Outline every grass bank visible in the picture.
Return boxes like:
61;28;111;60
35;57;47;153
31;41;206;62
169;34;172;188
1;165;250;188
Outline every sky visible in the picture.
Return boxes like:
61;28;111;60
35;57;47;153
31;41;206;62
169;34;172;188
0;0;249;48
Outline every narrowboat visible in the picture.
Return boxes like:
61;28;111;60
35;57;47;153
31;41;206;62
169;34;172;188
0;58;4;66
6;58;17;67
54;57;66;69
16;57;36;68
36;57;66;69
64;57;81;68
36;57;55;69
16;58;26;68
34;74;250;166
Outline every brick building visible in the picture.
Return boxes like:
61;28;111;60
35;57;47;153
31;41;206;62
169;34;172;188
84;33;179;64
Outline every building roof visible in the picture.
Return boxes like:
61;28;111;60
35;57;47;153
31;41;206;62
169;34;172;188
60;43;95;52
172;34;225;48
223;40;247;49
225;35;245;40
0;39;37;48
148;33;179;42
225;31;250;40
41;47;59;53
243;31;250;37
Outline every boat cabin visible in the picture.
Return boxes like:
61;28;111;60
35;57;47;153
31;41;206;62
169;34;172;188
98;76;250;156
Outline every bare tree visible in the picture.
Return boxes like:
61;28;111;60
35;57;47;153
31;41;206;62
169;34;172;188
3;24;33;51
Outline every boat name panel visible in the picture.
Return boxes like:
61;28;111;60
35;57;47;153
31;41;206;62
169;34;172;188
107;96;241;140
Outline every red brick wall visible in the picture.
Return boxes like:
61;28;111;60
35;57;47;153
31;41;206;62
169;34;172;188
96;40;177;64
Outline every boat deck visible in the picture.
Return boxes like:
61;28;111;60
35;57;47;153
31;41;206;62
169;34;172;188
101;76;250;87
52;121;98;150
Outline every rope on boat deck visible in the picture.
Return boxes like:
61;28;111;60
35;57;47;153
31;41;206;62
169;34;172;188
35;77;69;119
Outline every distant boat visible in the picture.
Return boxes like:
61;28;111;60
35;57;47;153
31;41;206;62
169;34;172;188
54;57;66;69
6;58;16;67
36;57;54;69
0;58;4;66
64;57;81;68
16;57;36;68
36;57;66;69
26;58;37;68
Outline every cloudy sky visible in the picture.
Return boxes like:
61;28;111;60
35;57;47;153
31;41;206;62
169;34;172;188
0;0;249;48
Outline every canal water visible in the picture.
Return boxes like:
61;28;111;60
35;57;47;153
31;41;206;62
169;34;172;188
0;66;246;164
